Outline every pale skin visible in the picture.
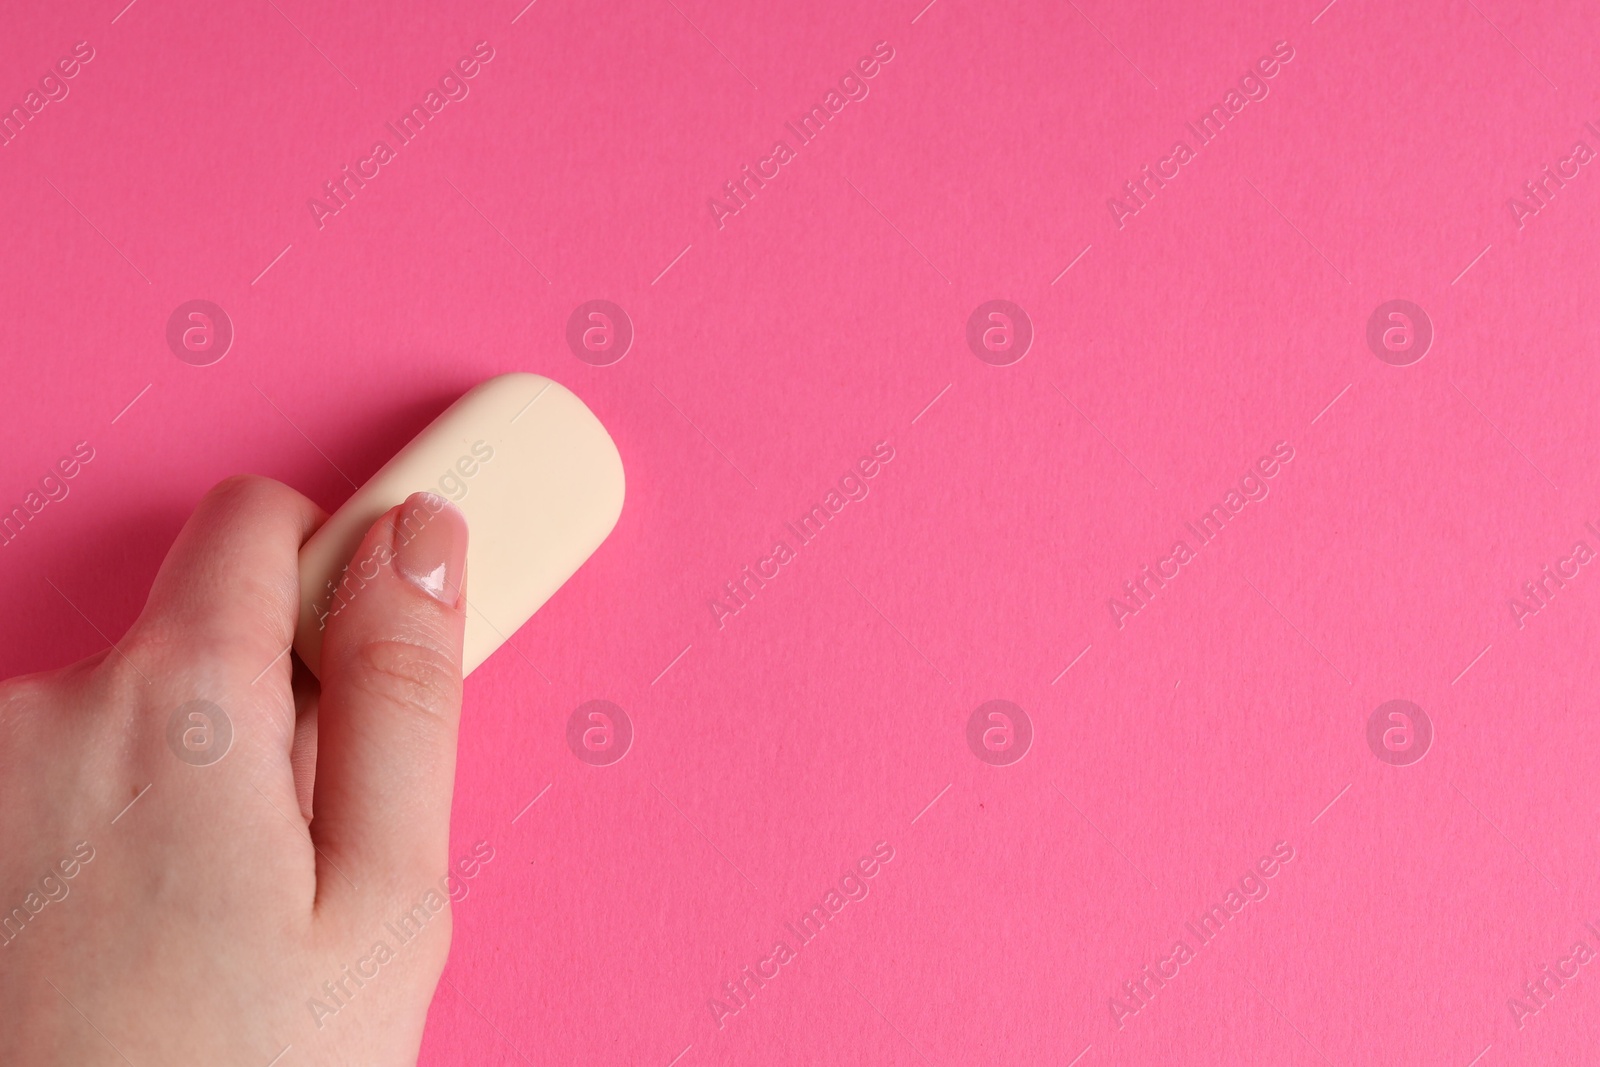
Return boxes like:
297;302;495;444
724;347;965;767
0;475;471;1065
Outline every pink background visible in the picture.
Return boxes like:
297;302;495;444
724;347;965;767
4;0;1600;1062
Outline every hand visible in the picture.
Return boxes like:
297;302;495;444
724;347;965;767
0;475;470;1066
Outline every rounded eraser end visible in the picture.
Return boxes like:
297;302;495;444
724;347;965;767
294;373;624;677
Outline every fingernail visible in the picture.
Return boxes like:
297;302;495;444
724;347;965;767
393;492;468;606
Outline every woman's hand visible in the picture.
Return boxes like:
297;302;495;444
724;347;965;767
0;475;469;1066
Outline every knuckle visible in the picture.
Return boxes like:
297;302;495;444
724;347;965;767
92;640;154;695
351;639;461;729
198;473;303;527
118;622;280;691
113;624;183;679
206;472;281;502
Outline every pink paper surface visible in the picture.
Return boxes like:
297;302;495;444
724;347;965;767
4;0;1600;1062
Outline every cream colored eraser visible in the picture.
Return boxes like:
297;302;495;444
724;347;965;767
294;373;624;677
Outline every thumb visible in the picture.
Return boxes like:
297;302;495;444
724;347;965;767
310;491;468;901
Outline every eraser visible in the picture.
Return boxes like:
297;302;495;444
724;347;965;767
294;373;624;677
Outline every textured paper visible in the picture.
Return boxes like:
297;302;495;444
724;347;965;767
2;0;1598;1063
